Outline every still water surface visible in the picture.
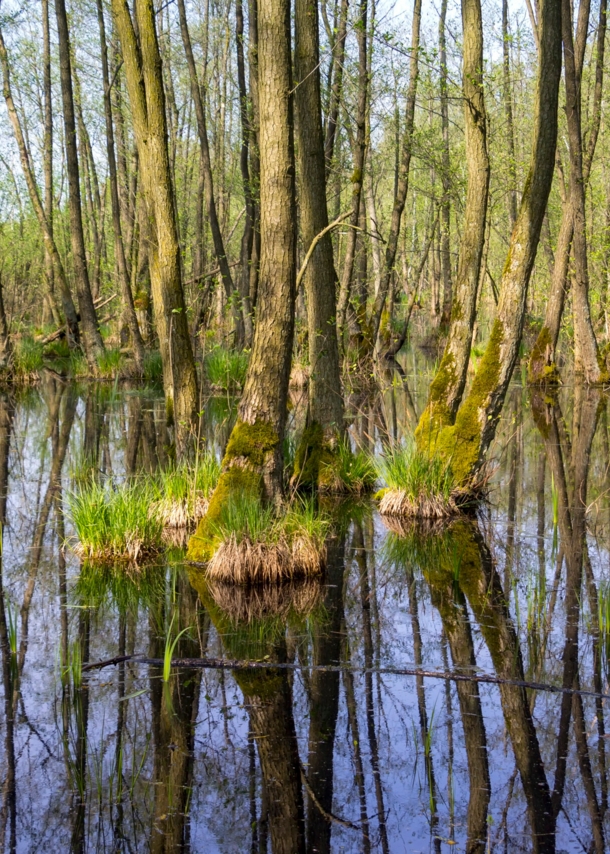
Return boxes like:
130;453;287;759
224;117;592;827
0;356;608;853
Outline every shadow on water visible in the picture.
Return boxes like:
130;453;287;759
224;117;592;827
0;373;608;850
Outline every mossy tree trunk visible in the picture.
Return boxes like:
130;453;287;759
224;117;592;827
188;0;296;557
419;0;562;486
111;0;199;444
293;0;344;487
529;0;607;383
415;0;489;445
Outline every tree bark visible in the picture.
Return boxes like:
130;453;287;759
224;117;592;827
529;0;606;383
415;0;489;444
235;0;254;346
421;0;562;484
502;0;518;228
369;0;423;349
295;0;344;448
42;0;61;328
111;0;199;442
0;23;80;348
96;0;145;372
324;0;349;174
55;0;105;364
438;0;453;328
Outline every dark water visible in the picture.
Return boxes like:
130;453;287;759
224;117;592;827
0;358;609;853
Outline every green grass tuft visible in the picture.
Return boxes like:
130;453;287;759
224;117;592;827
97;348;124;379
67;479;164;563
319;441;377;494
143;350;163;385
204;346;248;390
151;455;221;528
12;337;44;377
379;442;454;499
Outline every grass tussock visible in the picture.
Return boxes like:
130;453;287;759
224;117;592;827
376;442;480;519
205;495;329;584
319;441;377;494
151;455;221;528
204;346;248;390
67;480;164;563
12;336;44;380
97;347;124;379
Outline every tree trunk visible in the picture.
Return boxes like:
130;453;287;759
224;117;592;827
236;0;254;346
111;0;199;442
502;0;518;228
187;0;296;557
96;0;145;373
0;23;80;348
415;0;489;444
42;0;61;328
324;0;349;174
55;0;105;365
294;0;344;483
529;0;606;383
176;0;245;346
438;0;453;328
421;0;562;485
336;0;368;333
369;0;423;350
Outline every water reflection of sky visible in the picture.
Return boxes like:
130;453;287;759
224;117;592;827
0;364;607;852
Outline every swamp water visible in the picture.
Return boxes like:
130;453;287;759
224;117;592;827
0;355;609;853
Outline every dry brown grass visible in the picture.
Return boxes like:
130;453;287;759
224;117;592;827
72;535;163;564
205;577;323;622
152;494;209;529
206;533;326;584
378;488;462;519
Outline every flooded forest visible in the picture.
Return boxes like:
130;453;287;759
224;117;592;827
0;0;609;850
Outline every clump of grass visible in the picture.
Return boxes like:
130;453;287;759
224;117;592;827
319;441;377;494
68;348;89;378
143;350;163;385
97;347;124;379
205;495;329;584
204;346;248;390
44;338;71;360
151;455;221;528
67;479;164;563
376;442;472;518
12;336;44;379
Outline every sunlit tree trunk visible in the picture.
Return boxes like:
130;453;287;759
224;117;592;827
418;0;562;485
111;0;199;441
415;0;489;445
96;0;145;373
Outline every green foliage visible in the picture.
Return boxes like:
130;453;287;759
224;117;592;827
378;441;454;501
154;455;220;503
293;422;376;493
68;348;88;378
204;346;248;389
97;348;124;379
321;441;377;494
67;479;164;562
12;336;43;377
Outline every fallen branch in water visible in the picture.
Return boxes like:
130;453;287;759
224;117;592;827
82;655;610;700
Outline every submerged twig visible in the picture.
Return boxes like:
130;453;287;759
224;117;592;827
81;655;610;700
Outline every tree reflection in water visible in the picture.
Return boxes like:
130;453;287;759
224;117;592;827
0;380;606;851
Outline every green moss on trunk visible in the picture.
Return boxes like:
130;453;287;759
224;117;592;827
186;418;279;562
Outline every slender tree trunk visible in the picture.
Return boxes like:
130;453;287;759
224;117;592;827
439;0;453;328
176;0;244;346
502;0;518;228
336;0;368;333
562;0;602;382
415;0;489;444
112;0;199;442
369;0;423;349
421;0;562;484
324;0;349;173
55;0;105;364
236;0;254;346
42;0;61;328
247;0;261;310
294;0;344;481
529;0;606;383
0;24;80;347
96;0;145;372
